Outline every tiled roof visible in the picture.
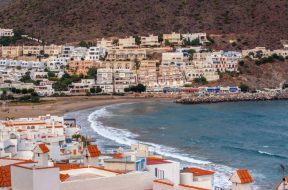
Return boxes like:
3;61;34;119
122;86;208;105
147;157;171;165
236;169;254;184
0;159;34;187
54;163;81;171
113;153;124;159
0;166;11;187
60;174;70;182
38;144;49;153
87;145;101;157
183;167;215;176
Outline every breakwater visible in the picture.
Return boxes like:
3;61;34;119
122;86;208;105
176;91;288;104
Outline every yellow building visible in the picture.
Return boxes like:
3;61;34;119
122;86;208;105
1;46;22;58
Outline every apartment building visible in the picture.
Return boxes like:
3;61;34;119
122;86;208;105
185;53;220;81
0;28;14;37
158;64;185;87
100;61;134;70
140;34;160;47
163;32;181;45
85;46;106;61
66;60;100;76
22;45;63;57
97;38;114;49
68;79;95;94
242;47;288;59
96;68;136;93
182;33;208;44
107;48;146;61
118;36;137;48
137;60;159;90
34;80;55;96
209;51;241;72
1;46;22;58
162;52;185;68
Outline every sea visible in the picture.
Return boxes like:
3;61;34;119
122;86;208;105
65;100;288;190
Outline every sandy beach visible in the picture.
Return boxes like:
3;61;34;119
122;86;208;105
0;95;173;120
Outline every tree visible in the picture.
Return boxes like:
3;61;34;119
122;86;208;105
134;36;141;45
158;34;163;43
188;49;196;60
86;68;97;79
239;83;249;92
96;86;102;93
194;76;208;85
238;60;245;66
90;87;96;93
21;88;28;94
124;84;146;93
164;39;171;47
79;41;89;48
190;38;201;46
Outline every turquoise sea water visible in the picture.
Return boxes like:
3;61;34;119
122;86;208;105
66;100;288;189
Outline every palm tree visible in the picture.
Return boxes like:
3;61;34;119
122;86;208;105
134;58;141;84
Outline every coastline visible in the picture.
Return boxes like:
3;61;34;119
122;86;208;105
176;91;288;104
0;95;173;120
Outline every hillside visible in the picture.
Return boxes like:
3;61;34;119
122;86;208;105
208;59;288;90
0;0;288;48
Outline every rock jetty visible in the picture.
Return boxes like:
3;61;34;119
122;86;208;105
175;91;288;104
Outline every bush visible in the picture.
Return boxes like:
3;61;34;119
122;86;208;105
124;84;146;93
238;60;245;66
239;83;249;92
194;76;208;85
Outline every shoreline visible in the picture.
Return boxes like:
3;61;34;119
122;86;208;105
0;95;173;120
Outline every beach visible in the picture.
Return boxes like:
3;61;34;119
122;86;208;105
0;95;173;120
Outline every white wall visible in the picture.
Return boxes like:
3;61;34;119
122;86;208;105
11;166;60;190
60;171;154;190
147;162;180;184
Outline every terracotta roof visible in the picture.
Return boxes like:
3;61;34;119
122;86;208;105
38;144;50;153
0;159;34;187
183;168;215;176
54;163;81;171
87;145;101;157
236;169;254;184
113;153;124;159
147;157;171;165
179;184;210;190
0;166;11;187
60;174;70;182
4;122;46;127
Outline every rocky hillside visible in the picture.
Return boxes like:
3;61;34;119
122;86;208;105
0;0;287;48
208;59;288;90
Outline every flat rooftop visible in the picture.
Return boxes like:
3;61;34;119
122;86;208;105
66;173;102;181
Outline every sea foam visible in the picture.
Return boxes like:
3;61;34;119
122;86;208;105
87;104;237;188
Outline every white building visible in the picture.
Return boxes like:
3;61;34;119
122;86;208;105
118;36;137;48
85;46;106;61
141;35;160;47
163;32;181;45
229;169;254;190
146;157;180;184
182;33;208;44
276;176;288;190
0;28;14;37
96;68;136;93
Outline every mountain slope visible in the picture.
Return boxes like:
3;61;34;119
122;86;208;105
0;0;288;48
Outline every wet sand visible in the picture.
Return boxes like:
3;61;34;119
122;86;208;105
0;96;173;120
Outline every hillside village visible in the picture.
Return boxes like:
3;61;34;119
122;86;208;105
1;28;288;190
1;28;288;101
